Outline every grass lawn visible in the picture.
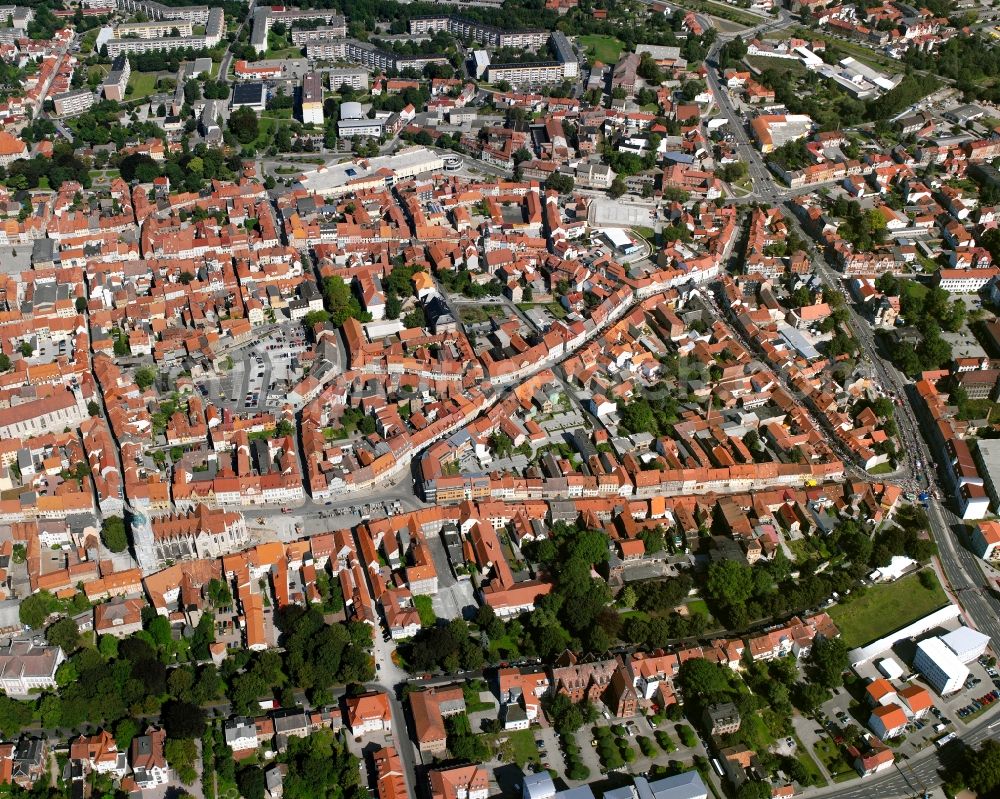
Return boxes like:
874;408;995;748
633;225;656;241
829;570;948;648
251;116;277;151
413;595;436;627
746;55;808;75
487;632;521;661
792;733;826;787
813;737;856;782
463;681;495;712
681;0;762;25
579;34;624;64
685;599;711;618
867;462;894;475
263;107;292;120
264;46;302;59
497;728;539;767
127;71;158;100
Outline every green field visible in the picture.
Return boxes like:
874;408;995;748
264;46;302;59
413;595;436;627
500;729;540;767
127;71;158;100
792;733;826;787
829;570;949;648
579;34;624;64
745;55;808;76
813;737;856;782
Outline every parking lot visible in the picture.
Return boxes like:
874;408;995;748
197;323;309;413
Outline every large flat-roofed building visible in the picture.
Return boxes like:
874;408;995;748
408;15;547;49
338;116;384;138
113;19;193;38
913;637;969;695
549;31;577;78
53;89;95;117
297;146;444;197
327;67;369;92
231;82;266;111
941;626;991;664
301;71;324;125
102;54;131;101
750;113;813;153
291;22;346;44
486;61;564;87
973;438;1000;516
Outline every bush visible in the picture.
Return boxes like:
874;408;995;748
637;735;657;757
655;730;676;752
567;761;590;781
677;725;697;748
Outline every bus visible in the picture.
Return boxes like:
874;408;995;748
935;732;957;748
711;759;724;777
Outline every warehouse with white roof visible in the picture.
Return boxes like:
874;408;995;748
941;626;991;664
913;637;969;695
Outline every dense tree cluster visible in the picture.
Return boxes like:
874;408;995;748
617;390;681;437
273;605;374;706
402;618;485;674
905;35;1000;102
521;522;615;654
0;144;90;191
874;278;960;374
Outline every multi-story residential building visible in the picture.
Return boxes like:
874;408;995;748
129;727;168;789
114;0;211;24
291;22;347;44
69;731;128;777
486;62;564;87
224;717;259;754
327;67;370;92
345;691;392;738
113;19;193;38
250;6;345;52
703;702;741;736
102;54;131;101
52;89;95;117
104;6;222;55
93;597;145;638
0;130;27;167
428;765;489;799
301;72;324;125
409;15;547;48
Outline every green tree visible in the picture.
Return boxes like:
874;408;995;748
19;591;57;628
706;559;754;609
609;176;627;198
228;106;259;145
135;367;157;391
46;617;81;653
809;636;850;689
101;516;129;553
166;738;198;785
237;766;266;799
